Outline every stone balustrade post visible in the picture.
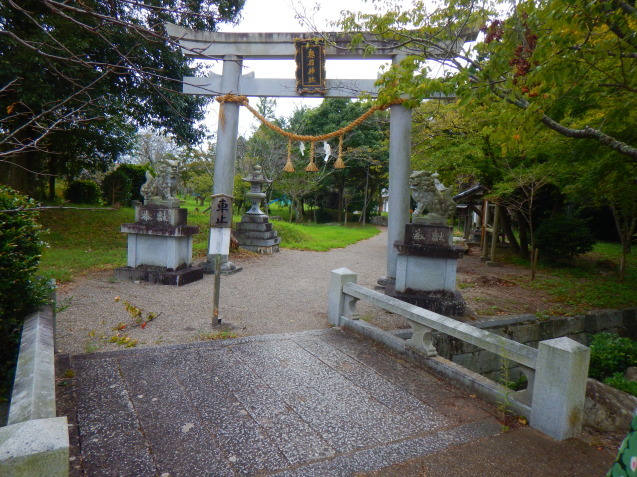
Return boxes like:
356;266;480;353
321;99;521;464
530;337;590;440
406;322;437;356
328;268;357;326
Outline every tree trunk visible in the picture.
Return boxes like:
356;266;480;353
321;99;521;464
48;175;56;201
336;179;344;224
611;206;637;281
361;166;370;225
313;197;318;224
1;150;42;198
294;197;304;223
288;198;293;223
490;203;501;263
500;208;521;253
531;247;539;280
517;210;529;258
343;198;349;225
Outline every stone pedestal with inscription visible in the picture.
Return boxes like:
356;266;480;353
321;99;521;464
115;201;203;286
387;217;466;317
235;165;280;254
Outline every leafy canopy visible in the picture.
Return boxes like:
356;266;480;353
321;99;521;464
337;0;637;160
0;0;245;161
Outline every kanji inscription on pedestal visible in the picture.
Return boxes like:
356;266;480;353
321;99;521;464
406;224;451;246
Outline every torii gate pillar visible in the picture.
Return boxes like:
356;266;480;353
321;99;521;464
203;55;243;274
385;63;412;282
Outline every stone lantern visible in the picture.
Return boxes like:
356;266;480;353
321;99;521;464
234;164;280;254
243;164;270;216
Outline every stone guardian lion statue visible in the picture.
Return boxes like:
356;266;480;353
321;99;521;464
409;170;456;219
141;159;181;202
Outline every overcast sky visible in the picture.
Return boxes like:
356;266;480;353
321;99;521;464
200;0;395;137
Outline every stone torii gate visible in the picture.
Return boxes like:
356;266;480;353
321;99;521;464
167;23;471;281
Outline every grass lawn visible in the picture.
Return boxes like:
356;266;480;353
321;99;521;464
38;206;132;282
504;242;637;314
36;201;380;282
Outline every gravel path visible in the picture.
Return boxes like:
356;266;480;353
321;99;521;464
56;228;389;355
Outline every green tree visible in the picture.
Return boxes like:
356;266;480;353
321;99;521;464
64;179;102;205
534;215;596;262
338;0;637;160
0;0;245;197
565;150;637;280
184;143;216;205
292;98;389;223
412;98;560;259
102;168;132;206
117;164;150;202
241;102;290;210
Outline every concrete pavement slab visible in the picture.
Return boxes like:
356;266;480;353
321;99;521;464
73;357;155;476
116;351;234;476
58;328;614;476
357;427;613;477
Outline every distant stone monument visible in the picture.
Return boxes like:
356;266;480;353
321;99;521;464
234;164;280;254
387;171;465;317
115;160;203;286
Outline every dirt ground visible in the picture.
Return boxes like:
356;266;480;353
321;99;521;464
54;231;563;358
456;244;556;319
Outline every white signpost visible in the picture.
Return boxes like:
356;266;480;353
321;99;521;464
167;23;474;283
209;193;233;325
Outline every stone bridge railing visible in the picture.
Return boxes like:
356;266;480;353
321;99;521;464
0;303;69;476
328;268;591;441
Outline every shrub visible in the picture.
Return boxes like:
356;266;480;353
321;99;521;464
589;332;637;381
535;215;596;261
0;186;50;393
102;168;132;206
604;373;637;398
313;208;335;223
117;164;149;202
64;179;102;204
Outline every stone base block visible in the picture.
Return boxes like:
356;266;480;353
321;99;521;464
404;222;453;246
386;284;466;318
134;204;188;226
240;244;280;254
235;213;280;255
115;266;203;286
199;258;243;275
395;253;459;292
124;230;196;271
238;236;281;247
0;417;69;477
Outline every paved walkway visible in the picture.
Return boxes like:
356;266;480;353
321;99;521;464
56;329;614;476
